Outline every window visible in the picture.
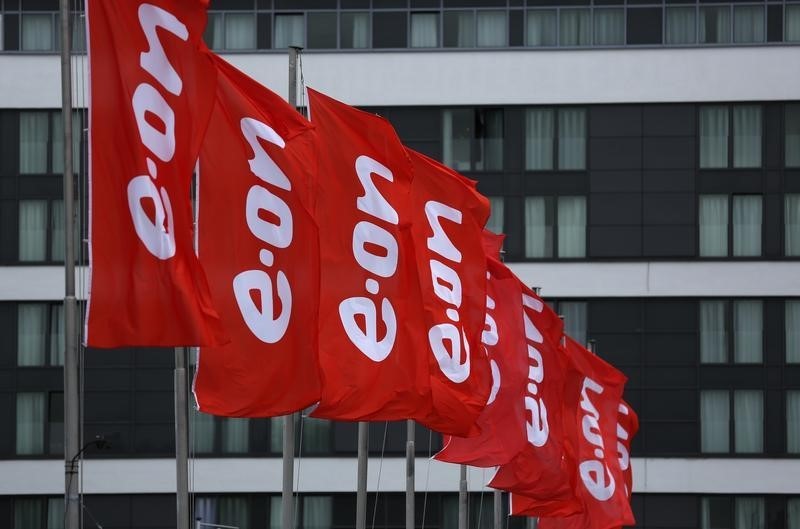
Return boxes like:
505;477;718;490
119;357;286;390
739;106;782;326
787;5;800;42
699;105;761;168
787;105;800;167
192;411;250;454
22;13;56;51
787;300;800;363
666;7;697;44
204;12;257;50
560;301;588;345
525;196;586;258
699;195;762;257
700;6;731;44
786;195;800;256
443;108;503;172
270;495;333;529
20;110;83;175
275;14;304;49
486;197;504;235
444;11;475;47
527;10;556;46
307;12;337;49
16;391;63;455
701;390;763;453
788;391;800;453
411;13;439;48
18;303;64;367
195;496;250;529
14;497;63;529
699;300;763;364
594;9;624;45
733;6;764;43
560;9;591;46
270;414;332;455
701;497;765;529
790;498;800;529
477;11;507;47
525;108;587;171
442;494;493;529
341;12;370;49
19;198;78;263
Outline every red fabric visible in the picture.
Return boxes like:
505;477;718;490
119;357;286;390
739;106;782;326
488;283;572;505
481;230;505;262
307;89;430;421
86;0;225;347
617;400;639;501
192;56;322;416
435;256;528;464
407;149;492;436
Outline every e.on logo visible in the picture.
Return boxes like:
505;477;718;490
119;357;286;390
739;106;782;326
425;201;470;384
231;118;293;344
578;378;616;502
616;403;632;496
339;156;400;362
483;277;500;405
521;294;548;448
127;4;188;260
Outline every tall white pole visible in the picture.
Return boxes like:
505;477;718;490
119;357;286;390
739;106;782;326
458;465;468;529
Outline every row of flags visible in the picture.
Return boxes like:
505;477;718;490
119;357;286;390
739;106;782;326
83;1;637;528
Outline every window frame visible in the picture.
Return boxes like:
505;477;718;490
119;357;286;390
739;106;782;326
698;193;764;259
698;299;764;365
524;195;588;260
442;107;504;173
698;104;763;170
699;389;765;455
525;106;588;172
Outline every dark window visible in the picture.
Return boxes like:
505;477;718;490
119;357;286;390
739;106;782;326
525;107;586;170
15;390;63;455
340;11;369;48
373;11;408;48
524;195;587;259
626;7;661;45
442;108;503;171
307;11;337;49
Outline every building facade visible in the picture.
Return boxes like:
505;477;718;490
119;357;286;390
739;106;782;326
0;0;799;527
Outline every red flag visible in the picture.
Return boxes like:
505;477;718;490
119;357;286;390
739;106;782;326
616;400;639;502
435;255;528;464
488;283;572;503
407;149;492;436
192;56;322;416
481;229;505;262
307;89;430;421
85;0;226;347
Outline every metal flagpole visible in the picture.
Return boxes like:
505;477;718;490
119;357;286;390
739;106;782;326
281;45;302;529
356;422;369;529
59;0;79;527
587;340;596;354
458;465;468;529
493;490;502;529
175;347;190;529
406;420;415;529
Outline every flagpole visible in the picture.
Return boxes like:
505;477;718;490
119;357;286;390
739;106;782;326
493;490;502;529
281;45;302;529
406;420;415;529
356;422;369;529
458;465;468;529
175;347;190;529
59;0;80;527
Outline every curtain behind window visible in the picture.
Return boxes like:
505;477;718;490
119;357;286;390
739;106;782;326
411;13;438;47
700;301;727;363
732;195;762;257
50;304;64;366
701;390;730;452
270;496;282;529
701;497;732;529
666;7;696;44
51;199;65;262
561;302;587;346
735;497;764;529
788;301;800;363
477;109;503;171
304;496;333;529
786;195;800;256
18;303;47;366
527;10;556;46
195;497;217;527
787;5;800;41
558;196;586;258
52;111;81;175
733;6;765;43
222;418;249;453
525;109;554;170
218;497;249;529
477;11;506;47
443;109;472;171
444;11;475;47
275;14;304;48
204;13;223;49
699;195;729;257
22;14;54;51
16;392;45;455
734;390;763;453
558;108;586;170
525;197;552;258
19;200;48;262
787;106;800;167
47;497;64;529
733;300;762;363
594;9;624;45
700;107;728;168
560;9;591;46
486;197;504;235
700;6;731;43
192;410;215;453
788;391;800;453
733;106;761;168
788;498;800;529
341;12;369;48
20;112;49;174
14;498;43;529
301;416;331;454
225;13;256;50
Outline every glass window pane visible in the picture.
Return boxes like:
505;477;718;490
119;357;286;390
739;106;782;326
218;497;249;528
20;112;49;174
787;195;800;256
71;13;86;55
486;197;504;235
700;6;731;44
443;109;472;171
700;106;729;168
204;13;224;49
700;300;728;363
787;5;800;42
18;303;47;366
666;7;696;44
48;392;63;454
270;496;282;529
733;105;761;168
788;391;800;453
222;417;249;453
476;109;503;171
14;498;44;529
561;301;587;345
701;390;730;453
19;199;48;262
22;14;54;51
734;497;764;529
411;13;439;48
50;303;64;366
787;105;800;167
477;11;506;47
302;416;331;454
527;10;556;46
225;13;256;49
525;196;553;258
594;9;624;45
275;14;304;48
787;300;800;363
47;497;64;529
701;497;732;529
734;5;765;43
308;12;337;49
304;496;333;529
699;195;729;257
788;498;800;529
560;9;591;46
734;390;763;453
16;392;45;455
558;108;586;170
270;416;283;452
341;12;369;49
732;195;762;257
733;300;762;363
52;111;82;176
192;411;215;453
557;196;586;258
444;11;475;47
525;108;554;170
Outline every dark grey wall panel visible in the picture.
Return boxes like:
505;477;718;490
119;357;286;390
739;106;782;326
647;390;697;420
642;169;695;193
643;105;695;137
644;333;698;366
589;226;643;257
590;170;642;193
643;137;695;169
590;334;643;365
645;301;697;332
642;225;695;256
642;422;697;453
641;495;698;528
590;193;643;225
589;105;642;137
645;366;698;388
590;137;642;170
